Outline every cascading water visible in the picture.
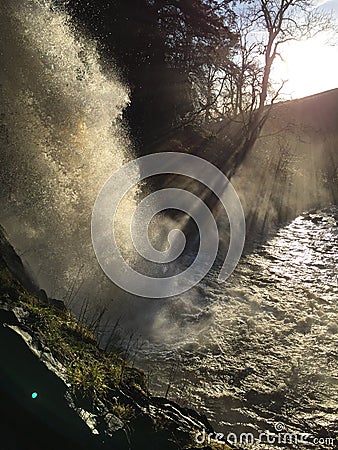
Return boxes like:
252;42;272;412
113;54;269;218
0;0;240;325
0;0;136;306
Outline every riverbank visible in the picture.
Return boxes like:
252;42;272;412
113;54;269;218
0;227;229;450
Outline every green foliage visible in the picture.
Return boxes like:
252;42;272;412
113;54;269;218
67;355;111;397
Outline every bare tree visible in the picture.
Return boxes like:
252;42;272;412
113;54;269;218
223;0;335;176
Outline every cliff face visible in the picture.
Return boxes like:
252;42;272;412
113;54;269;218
0;228;220;450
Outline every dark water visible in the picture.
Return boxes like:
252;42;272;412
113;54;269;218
136;206;338;449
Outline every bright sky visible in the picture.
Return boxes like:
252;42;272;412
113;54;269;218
273;0;338;99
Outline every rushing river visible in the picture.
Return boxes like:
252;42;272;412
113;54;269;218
135;206;338;449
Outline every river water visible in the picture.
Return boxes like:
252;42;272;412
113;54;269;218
135;206;338;449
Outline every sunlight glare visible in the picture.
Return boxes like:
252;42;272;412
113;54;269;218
274;36;338;99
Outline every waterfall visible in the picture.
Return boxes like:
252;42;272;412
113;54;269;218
0;0;242;341
0;0;136;303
